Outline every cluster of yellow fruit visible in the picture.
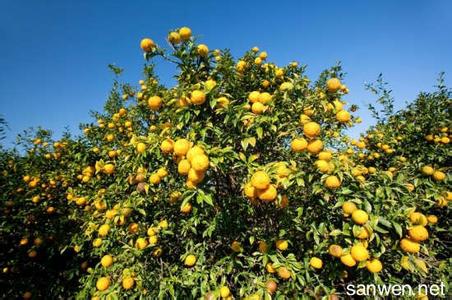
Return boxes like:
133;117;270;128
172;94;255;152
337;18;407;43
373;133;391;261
424;127;450;144
246;91;273;115
329;201;383;272
160;138;210;191
244;170;278;202
421;165;446;181
400;211;432;254
291;121;324;154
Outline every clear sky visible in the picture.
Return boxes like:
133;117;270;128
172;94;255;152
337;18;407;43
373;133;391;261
1;0;451;147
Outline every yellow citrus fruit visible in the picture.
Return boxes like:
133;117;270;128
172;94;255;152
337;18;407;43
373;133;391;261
328;244;343;257
277;267;291;280
326;78;341;92
184;254;197;267
340;254;356;267
352;209;369;225
98;224;110;237
157;167;168;178
318;151;332;161
231;240;241;252
178;27;192;40
140;38;155;52
427;215;438;224
244;182;257;199
257;184;277;202
258;92;272;104
409;212;428;226
251;171;270;190
307;140;324;154
103;164;115;175
291;138;308;152
251;102;266;114
366;259;383;273
432;170;446;181
350;244;369;262
336;110;351;123
408;225;429;242
136;142;146;154
258;241;268;253
122;276;135;290
220;286;230;298
188;168;205;184
149;173;161;185
180;202;192;214
96;277;110;291
421;166;434;175
266;263;276;273
100;255;113;268
148;96;162;110
197;44;209;56
324;175;341;189
160;139;174;154
303;122;321;138
248;91;260;103
400;238;420;253
191;90;206;105
168;32;181;44
186;146;205;162
191;154;209;171
174;139;191;156
276;240;288;251
178;159;191;175
342;201;357;216
309;257;323;269
135;237;148;250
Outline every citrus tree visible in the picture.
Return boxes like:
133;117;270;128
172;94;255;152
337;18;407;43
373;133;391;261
0;27;450;300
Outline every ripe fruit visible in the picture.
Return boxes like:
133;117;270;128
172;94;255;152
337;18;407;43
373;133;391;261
336;110;351;123
432;170;446;181
136;142;146;154
248;91;260;103
421;166;434;176
191;90;206;105
257;184;277;202
148;96;162;110
96;277;110;291
324;175;341;189
409;212;428;226
310;257;323;269
350;244;369;262
140;38;155;52
427;215;438;224
184;254;197;267
291;138;308;152
352;209;369;225
160;139;174;154
168;32;181;44
179;27;192;40
265;280;277;294
191;154;209;171
307;140;324;154
303;122;321;138
366;259;383;273
220;286;230;298
101;255;113;268
340;254;357;267
251;102;265;114
149;173;161;185
276;239;288;251
180;202;192;214
230;240;241;252
408;226;429;242
174;139;191;156
135;237;148;250
342;201;357;216
178;159;191;175
251;171;270;190
326;78;341;92
122;277;135;290
400;238;420;253
103;164;115;175
328;244;343;257
258;92;272;104
277;267;291;280
197;44;209;56
98;224;110;237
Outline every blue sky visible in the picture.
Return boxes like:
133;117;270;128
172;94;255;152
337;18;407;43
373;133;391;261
1;0;451;147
